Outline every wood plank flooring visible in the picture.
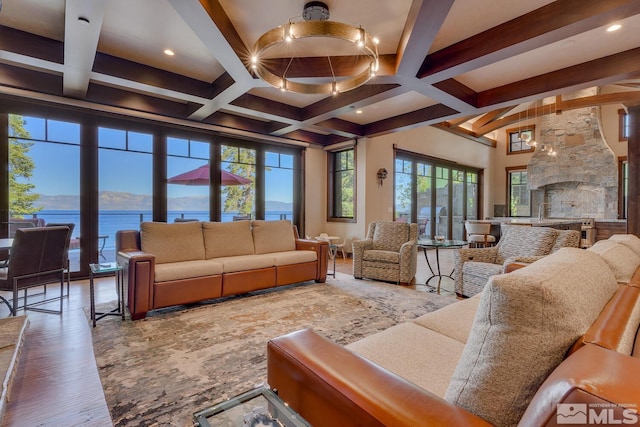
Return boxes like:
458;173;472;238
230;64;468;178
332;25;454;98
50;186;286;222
0;248;456;426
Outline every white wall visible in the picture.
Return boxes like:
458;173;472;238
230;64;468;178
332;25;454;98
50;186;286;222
305;125;493;249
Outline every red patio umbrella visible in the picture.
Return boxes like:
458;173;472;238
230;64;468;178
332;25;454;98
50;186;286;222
167;164;252;186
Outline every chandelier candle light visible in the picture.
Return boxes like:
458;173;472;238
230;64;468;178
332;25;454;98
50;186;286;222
250;2;379;95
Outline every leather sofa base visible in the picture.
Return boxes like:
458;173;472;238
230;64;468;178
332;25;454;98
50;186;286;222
277;262;318;285
153;275;222;309
222;268;276;296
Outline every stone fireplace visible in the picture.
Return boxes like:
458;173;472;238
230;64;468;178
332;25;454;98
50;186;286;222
528;88;618;219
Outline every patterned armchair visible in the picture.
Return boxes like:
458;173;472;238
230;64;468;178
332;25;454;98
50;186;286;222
352;221;418;285
454;226;581;297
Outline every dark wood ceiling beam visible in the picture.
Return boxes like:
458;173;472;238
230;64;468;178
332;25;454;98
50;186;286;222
0;26;63;64
364;103;459;136
476;91;640;135
432;79;478;107
230;93;302;121
0;63;63;97
395;0;455;76
444;115;477;127
92;53;218;99
477;47;640;109
278;129;349;146
472;106;515;131
431;123;496;147
418;0;640;82
314;118;366;137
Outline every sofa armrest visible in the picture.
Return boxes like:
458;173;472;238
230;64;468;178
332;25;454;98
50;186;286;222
116;249;155;320
295;238;329;282
267;329;492;427
520;344;640;427
352;238;373;279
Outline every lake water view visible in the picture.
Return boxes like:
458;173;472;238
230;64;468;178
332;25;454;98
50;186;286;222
31;210;293;251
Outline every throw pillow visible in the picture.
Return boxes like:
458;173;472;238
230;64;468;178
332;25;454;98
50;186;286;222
609;234;640;257
444;247;619;427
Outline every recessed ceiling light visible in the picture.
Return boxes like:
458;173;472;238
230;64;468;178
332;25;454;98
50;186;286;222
356;110;363;114
164;49;175;56
607;24;622;32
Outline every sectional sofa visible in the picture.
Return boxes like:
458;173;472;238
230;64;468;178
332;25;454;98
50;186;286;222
267;234;640;427
116;220;328;320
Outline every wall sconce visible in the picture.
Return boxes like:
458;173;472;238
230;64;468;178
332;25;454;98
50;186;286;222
376;168;388;186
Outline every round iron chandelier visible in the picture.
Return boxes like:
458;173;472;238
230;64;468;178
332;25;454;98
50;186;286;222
249;2;379;95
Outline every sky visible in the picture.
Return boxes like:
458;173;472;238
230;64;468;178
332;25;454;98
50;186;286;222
14;115;293;203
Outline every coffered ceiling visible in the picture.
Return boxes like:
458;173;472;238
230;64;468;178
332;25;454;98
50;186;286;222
1;0;640;147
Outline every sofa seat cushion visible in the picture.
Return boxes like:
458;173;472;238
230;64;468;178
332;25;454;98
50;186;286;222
496;225;557;264
154;259;223;283
445;248;619;427
213;254;276;273
588;240;640;284
271;250;317;266
362;249;399;264
347;322;465;398
203;221;254;259
141;221;205;264
413;294;482;344
252;220;296;254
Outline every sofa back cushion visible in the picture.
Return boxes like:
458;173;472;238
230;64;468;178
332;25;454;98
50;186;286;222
444;247;619;427
252;220;296;254
588;240;640;284
202;220;255;259
609;234;640;257
370;222;412;252
140;221;205;264
496;225;557;264
550;229;581;252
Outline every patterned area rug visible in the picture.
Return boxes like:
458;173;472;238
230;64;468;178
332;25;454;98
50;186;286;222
90;272;455;426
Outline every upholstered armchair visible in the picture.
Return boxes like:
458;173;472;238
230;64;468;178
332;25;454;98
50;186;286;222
454;226;581;297
352;221;418;285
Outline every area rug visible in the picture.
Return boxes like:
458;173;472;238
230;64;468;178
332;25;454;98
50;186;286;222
90;272;456;426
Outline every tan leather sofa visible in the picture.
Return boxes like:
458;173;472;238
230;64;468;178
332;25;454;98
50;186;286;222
116;220;328;320
267;234;640;427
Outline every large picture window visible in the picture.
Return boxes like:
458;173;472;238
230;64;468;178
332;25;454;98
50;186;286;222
507;167;530;217
394;148;480;240
328;147;355;221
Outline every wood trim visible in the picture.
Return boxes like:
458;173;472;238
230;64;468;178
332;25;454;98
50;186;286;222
505;125;536;155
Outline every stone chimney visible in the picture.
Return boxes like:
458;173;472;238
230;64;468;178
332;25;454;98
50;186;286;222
527;88;618;219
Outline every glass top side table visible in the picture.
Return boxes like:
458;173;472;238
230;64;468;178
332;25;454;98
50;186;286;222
417;239;467;294
193;384;310;427
89;262;125;327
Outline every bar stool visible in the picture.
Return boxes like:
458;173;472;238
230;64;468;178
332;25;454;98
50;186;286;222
464;221;496;248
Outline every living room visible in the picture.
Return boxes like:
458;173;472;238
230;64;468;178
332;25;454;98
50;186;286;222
2;0;640;426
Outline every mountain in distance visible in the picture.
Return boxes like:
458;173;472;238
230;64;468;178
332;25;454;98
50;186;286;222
34;191;292;212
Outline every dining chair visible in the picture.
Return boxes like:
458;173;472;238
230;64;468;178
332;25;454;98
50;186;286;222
0;226;69;316
46;223;74;296
333;237;348;259
464;221;496;248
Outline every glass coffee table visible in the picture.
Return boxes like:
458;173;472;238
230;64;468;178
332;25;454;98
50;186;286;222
193;384;310;427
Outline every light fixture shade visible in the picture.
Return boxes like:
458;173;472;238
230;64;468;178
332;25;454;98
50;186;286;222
251;20;379;95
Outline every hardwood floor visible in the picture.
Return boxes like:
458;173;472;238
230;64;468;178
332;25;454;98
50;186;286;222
0;248;457;426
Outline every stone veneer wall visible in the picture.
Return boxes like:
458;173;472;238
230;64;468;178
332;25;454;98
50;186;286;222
528;88;618;219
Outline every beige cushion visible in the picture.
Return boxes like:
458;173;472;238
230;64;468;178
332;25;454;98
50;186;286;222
445;248;619;427
154;259;223;282
609;234;640;257
588;240;640;284
347;322;465;398
252;220;296;254
212;254;276;273
495;225;557;264
202;221;255;259
140;221;205;264
413;293;482;344
272;250;317;266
